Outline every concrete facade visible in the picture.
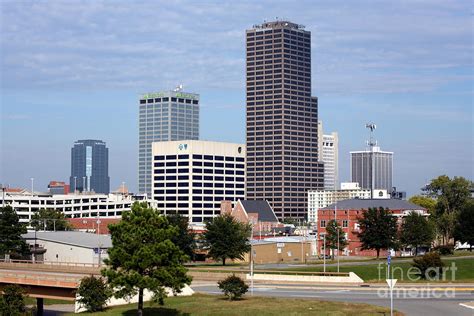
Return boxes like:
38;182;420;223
1;191;141;224
245;20;324;221
152;140;245;223
318;121;339;190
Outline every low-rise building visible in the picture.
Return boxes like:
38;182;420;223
1;190;146;223
23;231;112;265
308;182;388;223
317;199;428;257
221;200;284;237
241;236;316;264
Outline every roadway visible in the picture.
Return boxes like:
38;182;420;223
192;281;474;316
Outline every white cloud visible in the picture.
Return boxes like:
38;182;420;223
0;0;472;95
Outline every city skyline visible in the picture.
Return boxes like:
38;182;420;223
1;1;472;196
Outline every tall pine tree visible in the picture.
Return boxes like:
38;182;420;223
102;202;191;316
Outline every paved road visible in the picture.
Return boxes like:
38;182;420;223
192;281;474;316
255;255;474;270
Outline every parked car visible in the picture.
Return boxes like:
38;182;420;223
318;254;331;260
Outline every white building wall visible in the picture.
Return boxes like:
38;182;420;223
307;187;372;223
1;193;137;224
152;140;246;224
25;240;108;265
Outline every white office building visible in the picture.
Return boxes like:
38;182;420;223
318;121;339;190
152;140;246;223
307;182;388;223
1;190;145;223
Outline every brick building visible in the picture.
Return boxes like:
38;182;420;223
317;199;427;257
220;200;284;237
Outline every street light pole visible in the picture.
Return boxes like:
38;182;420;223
249;222;254;296
323;234;326;273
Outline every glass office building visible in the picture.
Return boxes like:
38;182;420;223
70;139;110;194
350;146;393;194
138;90;199;197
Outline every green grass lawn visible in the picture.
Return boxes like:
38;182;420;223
68;293;402;316
277;257;474;283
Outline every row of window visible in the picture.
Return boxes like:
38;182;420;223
154;195;237;202
320;220;349;228
154;154;244;162
140;97;199;104
153;161;245;168
154;169;245;175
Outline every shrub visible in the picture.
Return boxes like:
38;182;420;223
433;245;454;256
0;284;26;316
412;252;445;280
217;274;249;300
77;275;110;312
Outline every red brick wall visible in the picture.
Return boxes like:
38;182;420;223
317;208;406;257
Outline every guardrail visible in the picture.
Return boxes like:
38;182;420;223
0;271;81;283
0;260;101;275
2;259;101;268
188;268;350;277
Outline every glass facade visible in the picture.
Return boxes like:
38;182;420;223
70;140;110;194
350;147;393;193
138;91;199;197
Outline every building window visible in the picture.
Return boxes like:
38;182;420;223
343;220;348;228
320;220;326;228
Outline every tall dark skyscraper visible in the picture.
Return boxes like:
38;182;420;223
245;21;324;220
70;139;110;194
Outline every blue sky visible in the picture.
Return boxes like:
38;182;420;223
1;0;472;196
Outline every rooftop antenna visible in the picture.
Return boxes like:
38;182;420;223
365;122;377;149
173;84;183;92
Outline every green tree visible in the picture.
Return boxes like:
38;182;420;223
408;195;436;213
166;213;196;260
399;212;434;256
325;220;348;258
412;252;445;280
217;274;249;301
454;199;474;251
0;206;29;258
357;207;398;259
101;202;191;316
0;284;26;316
423;175;472;244
203;213;251;266
30;208;71;231
77;275;111;312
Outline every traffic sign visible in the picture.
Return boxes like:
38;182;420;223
387;253;391;265
386;278;397;289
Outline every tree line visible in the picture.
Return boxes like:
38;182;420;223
323;175;473;258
